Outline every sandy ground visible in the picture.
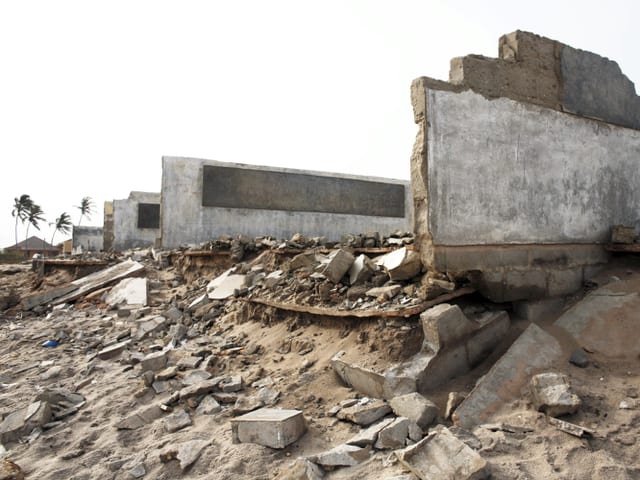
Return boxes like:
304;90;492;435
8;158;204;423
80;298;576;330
1;255;640;479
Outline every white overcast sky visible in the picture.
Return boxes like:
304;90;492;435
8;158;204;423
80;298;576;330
1;0;639;249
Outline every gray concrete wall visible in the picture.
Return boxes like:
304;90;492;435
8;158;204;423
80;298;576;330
112;192;160;251
72;226;104;252
161;157;413;248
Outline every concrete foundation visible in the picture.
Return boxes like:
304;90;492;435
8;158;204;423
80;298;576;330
108;192;160;251
161;157;413;248
411;31;640;301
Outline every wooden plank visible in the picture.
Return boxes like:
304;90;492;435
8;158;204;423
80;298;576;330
242;286;475;318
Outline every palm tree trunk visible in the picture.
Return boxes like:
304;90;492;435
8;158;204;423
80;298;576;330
14;216;19;247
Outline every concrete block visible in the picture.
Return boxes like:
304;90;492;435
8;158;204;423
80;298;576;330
376;247;422;281
365;284;401;300
454;323;562;429
196;395;222;415
97;340;131;360
105;277;147;307
389;393;438;429
336;398;391;426
320;249;355;284
374;417;411;450
231;408;306;449
547;268;583;297
420;304;476;353
346;418;395;447
163;409;192;433
530;372;581;417
309;444;371;467
207;270;247;300
395;426;489;480
140;351;168;372
514;297;565;322
349;254;376;285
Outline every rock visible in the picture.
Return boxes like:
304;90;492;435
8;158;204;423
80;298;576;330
389;393;438;429
336;398;391;426
257;387;280;406
156;366;178;381
445;392;466;420
395;426;489;480
308;444;371;467
279;458;325;480
178;379;220;401
375;417;412;450
140;351;168;372
547;416;595;437
181;370;212;386
231;408;306;449
159;439;209;471
320;249;355;284
163;409;192;433
530;372;581;417
569;348;589;368
348;254;376;285
195;395;221;415
346;417;395;447
0;401;52;444
97;340;131;360
39;365;62;380
116;405;164;430
365;285;402;300
232;395;265;415
128;462;146;478
152;381;172;394
376;247;421;281
207;270;247;300
220;375;242;393
262;270;284;290
105;277;147;307
141;370;155;387
135;316;167;340
177;355;202;370
0;459;25;480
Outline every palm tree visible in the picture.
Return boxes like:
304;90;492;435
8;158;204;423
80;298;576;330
24;202;45;242
75;196;95;226
11;194;32;247
50;212;72;245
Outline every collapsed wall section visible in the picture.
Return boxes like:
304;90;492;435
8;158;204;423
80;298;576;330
412;31;640;302
161;157;413;248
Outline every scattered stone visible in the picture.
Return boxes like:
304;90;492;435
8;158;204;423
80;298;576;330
376;247;421;281
105;277;148;307
220;375;242;393
366;285;401;301
160;439;209;471
320;249;355;284
164;409;192;433
152;381;172;394
569;348;589;368
39;366;62;380
231;408;306;449
178;379;220;401
140;351;168;372
349;254;376;285
128;462;146;478
0;401;52;444
207;270;247;300
177;355;202;370
375;417;413;450
156;366;178;381
233;395;265;415
116;405;164;430
308;444;371;467
327;406;341;417
337;398;391;426
181;370;212;385
530;372;581;417
346;417;395;447
196;396;222;415
389;393;438;429
280;458;324;480
445;392;466;420
618;399;637;410
141;370;155;387
395;426;489;480
97;340;131;360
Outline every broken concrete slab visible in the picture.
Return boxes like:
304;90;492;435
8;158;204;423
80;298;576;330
308;444;371;467
163;409;192;433
0;401;52;444
195;395;221;415
116;405;164;430
231;408;306;449
135;315;167;340
207;270;247;300
319;249;355;284
376;247;421;281
395;426;489;480
279;458;325;480
346;417;395;447
366;284;402;300
140;351;168;372
374;417;413;450
336;398;391;426
530;372;581;417
389;393;438;429
97;340;131;360
105;277;148;307
454;323;562;430
348;254;376;285
159;439;209;471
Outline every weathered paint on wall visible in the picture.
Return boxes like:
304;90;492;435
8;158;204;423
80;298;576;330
112;192;160;251
161;157;413;248
72;226;104;252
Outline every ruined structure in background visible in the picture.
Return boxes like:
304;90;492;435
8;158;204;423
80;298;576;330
71;226;103;253
411;30;640;302
103;192;160;251
160;157;413;248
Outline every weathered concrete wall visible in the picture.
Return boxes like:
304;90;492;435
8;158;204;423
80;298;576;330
103;201;114;251
72;226;104;252
449;30;640;130
161;157;413;248
112;192;160;251
411;32;640;301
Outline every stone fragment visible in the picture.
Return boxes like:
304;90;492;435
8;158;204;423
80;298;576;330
395;426;489;480
547;416;595;437
365;285;401;300
177;355;202;370
97;340;131;360
389;393;438;429
39;366;62;380
156;366;178;381
128;462;146;478
346;417;395;447
181;370;212;385
0;401;52;444
152;381;172;394
164;409;192;433
220;375;242;393
569;348;589;368
376;247;421;281
530;372;581;417
348;254;376;285
232;395;265;415
178;379;220;400
140;351;168;372
375;417;412;450
207;270;247;300
159;439;209;471
320;249;355;284
262;270;284;290
445;392;466;420
116;405;164;430
279;458;324;480
231;408;306;449
135;316;167;340
290;253;319;272
0;459;25;480
105;277;148;307
309;444;371;467
336;398;391;426
195;396;221;415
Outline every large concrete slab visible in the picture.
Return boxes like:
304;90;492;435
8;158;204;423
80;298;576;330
453;323;562;430
231;408;306;449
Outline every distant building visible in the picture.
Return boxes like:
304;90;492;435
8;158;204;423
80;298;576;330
4;236;60;258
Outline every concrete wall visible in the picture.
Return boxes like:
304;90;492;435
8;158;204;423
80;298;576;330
411;31;640;302
112;192;160;251
72;226;104;252
161;157;413;248
103;201;114;251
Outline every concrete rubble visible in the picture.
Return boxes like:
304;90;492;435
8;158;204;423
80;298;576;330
530;372;582;417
